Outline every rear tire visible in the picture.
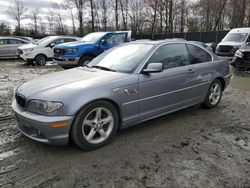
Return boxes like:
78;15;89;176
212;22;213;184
78;55;94;67
202;79;222;109
35;55;47;66
71;101;119;150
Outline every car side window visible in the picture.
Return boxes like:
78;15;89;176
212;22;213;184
0;39;7;45
186;44;212;64
106;34;126;45
65;38;76;43
147;43;190;70
8;39;22;44
52;39;66;45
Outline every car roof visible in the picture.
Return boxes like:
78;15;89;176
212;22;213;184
229;27;250;33
130;38;188;45
0;36;28;41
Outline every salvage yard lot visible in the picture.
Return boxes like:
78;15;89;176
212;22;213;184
0;60;250;188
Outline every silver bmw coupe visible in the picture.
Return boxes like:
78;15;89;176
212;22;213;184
12;39;231;150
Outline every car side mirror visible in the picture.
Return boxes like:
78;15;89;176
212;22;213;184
50;43;55;48
246;42;250;46
101;39;107;45
143;63;163;73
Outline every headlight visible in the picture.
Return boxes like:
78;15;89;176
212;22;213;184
235;50;243;58
23;48;33;53
27;100;63;115
66;48;78;53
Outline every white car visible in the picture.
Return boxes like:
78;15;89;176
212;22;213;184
17;36;80;66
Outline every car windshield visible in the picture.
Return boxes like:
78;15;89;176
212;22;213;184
88;43;153;73
223;33;248;42
81;33;106;43
36;36;56;45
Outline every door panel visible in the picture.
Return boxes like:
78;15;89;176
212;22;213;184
0;39;8;57
139;67;199;119
100;33;127;51
139;43;203;119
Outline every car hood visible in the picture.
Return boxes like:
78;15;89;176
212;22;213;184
218;41;244;47
18;67;128;99
18;43;38;50
55;41;94;48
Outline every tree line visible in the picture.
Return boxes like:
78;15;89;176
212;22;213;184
1;0;250;38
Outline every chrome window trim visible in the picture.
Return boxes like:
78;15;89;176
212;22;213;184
135;41;214;74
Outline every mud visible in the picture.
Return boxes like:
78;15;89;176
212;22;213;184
0;60;250;188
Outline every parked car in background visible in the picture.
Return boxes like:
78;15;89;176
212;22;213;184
12;40;231;150
232;42;250;70
189;41;213;52
14;36;34;43
216;28;250;58
53;31;132;69
206;42;217;53
17;36;80;66
0;37;30;58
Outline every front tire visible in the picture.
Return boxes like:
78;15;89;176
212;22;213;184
71;101;119;150
202;79;222;109
35;55;47;66
78;55;94;67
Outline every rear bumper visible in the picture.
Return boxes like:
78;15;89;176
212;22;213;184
12;101;74;145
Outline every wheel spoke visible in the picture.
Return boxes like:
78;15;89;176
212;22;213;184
95;108;102;121
84;120;93;127
86;128;96;141
101;117;112;125
98;129;107;138
214;84;219;92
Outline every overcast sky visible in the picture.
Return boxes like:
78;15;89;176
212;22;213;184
0;0;67;29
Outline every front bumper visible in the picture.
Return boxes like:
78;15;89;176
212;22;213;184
233;58;250;68
12;101;74;145
19;53;34;61
54;56;80;68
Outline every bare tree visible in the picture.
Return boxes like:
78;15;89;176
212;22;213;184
32;9;39;34
115;0;119;30
50;3;66;34
90;0;95;32
64;2;76;35
180;0;185;32
120;0;129;30
169;0;173;33
6;0;27;35
101;0;108;31
213;0;227;31
67;0;85;35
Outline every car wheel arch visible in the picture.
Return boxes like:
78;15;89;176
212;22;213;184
215;77;225;91
71;98;122;129
35;53;48;60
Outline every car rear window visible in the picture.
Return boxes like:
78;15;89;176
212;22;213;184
186;44;212;64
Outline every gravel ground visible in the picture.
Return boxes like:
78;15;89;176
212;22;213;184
0;60;250;188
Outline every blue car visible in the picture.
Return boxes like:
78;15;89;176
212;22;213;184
53;31;132;69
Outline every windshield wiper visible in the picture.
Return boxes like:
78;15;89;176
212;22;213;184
83;64;91;68
91;65;116;72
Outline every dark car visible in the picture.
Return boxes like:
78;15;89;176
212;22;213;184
233;43;250;70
